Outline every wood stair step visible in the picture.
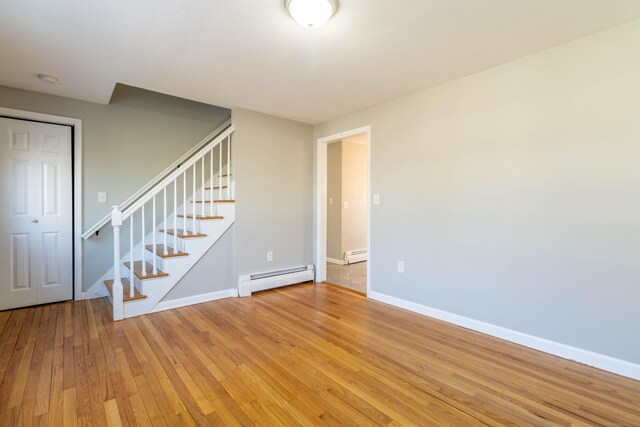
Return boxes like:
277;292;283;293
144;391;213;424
205;186;228;190
103;278;147;302
176;214;224;220
145;244;188;258
160;228;207;238
190;200;235;204
124;261;169;280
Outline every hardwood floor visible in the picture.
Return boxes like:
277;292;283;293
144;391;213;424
1;284;639;426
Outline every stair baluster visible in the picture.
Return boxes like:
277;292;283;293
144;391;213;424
210;149;214;215
183;171;187;234
152;196;157;275
129;215;134;298
141;205;147;276
230;133;234;200
192;163;197;234
173;179;178;255
163;188;168;256
227;135;231;199
201;156;205;217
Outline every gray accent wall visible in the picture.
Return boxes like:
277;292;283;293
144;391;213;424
314;20;640;364
0;84;230;291
232;108;313;281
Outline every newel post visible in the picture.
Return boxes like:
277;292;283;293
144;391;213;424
111;206;124;321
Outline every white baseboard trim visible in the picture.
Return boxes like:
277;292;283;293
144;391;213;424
327;257;345;265
344;249;367;264
368;291;640;381
152;289;238;313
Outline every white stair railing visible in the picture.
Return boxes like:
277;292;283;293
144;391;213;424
83;119;231;239
109;126;234;321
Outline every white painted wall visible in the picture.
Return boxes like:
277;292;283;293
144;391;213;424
314;20;640;364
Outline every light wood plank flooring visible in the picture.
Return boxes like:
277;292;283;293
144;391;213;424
0;283;638;426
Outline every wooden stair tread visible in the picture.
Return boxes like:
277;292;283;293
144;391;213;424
176;214;224;220
161;228;207;238
103;278;147;302
145;244;188;258
124;261;169;280
205;186;228;190
191;200;235;203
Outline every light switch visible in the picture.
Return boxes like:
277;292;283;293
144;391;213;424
373;194;380;205
267;251;274;262
329;197;333;206
344;201;349;209
98;192;108;203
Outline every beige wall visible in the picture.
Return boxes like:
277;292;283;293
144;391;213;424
314;20;640;364
327;142;342;260
341;140;367;255
232;108;313;279
0;84;230;291
326;140;367;261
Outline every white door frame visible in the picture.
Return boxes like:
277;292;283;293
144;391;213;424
0;107;84;301
316;125;371;295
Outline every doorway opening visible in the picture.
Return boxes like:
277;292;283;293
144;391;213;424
316;126;370;295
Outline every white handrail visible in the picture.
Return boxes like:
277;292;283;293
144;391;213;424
81;119;232;239
120;126;234;221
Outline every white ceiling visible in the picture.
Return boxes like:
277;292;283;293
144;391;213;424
1;1;640;124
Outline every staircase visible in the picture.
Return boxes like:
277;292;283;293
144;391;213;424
105;126;235;320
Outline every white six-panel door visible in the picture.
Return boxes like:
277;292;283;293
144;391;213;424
0;117;73;310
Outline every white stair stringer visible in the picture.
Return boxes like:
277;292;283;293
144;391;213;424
121;202;235;319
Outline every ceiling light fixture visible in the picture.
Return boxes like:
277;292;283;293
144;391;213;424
285;0;338;29
37;74;59;84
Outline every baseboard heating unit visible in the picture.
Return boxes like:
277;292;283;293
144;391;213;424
238;265;315;297
345;249;367;264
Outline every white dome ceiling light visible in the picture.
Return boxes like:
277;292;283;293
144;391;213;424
285;0;338;29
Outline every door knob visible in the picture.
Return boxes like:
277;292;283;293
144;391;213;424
32;219;39;223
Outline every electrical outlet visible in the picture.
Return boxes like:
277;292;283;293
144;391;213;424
344;201;349;209
98;192;108;203
329;197;333;206
373;194;380;205
267;251;273;262
397;261;405;273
